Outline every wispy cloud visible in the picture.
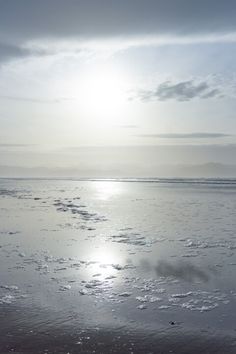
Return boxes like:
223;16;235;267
114;125;138;129
0;144;36;147
137;133;231;139
0;144;38;151
137;80;221;102
0;95;72;104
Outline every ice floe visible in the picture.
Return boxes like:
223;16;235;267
108;231;165;248
1;285;19;291
136;295;162;303
0;294;15;304
54;200;107;223
59;285;72;291
119;292;132;297
158;305;171;310
137;304;147;310
181;301;219;312
171;292;193;298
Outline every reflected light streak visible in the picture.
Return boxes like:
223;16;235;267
86;246;123;279
94;181;123;200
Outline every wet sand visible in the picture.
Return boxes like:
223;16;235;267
1;178;236;353
1;305;236;354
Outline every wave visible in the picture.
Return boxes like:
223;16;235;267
1;177;236;185
71;177;236;185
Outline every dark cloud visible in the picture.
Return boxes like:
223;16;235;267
0;1;236;44
0;42;29;63
137;133;231;139
138;80;221;102
0;1;236;64
201;89;222;99
0;42;51;64
155;260;209;282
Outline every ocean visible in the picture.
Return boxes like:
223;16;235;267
0;178;236;353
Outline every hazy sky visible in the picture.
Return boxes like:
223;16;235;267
0;0;236;177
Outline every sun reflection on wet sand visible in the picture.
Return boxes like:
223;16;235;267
84;246;124;279
93;181;124;201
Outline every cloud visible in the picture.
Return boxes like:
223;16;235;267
137;133;231;139
0;144;35;147
1;1;236;65
0;0;236;62
115;125;138;129
0;95;71;104
0;41;52;64
1;1;236;42
138;80;221;102
0;42;30;63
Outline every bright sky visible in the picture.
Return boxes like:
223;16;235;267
0;0;236;177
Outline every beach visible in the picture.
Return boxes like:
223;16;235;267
0;178;236;353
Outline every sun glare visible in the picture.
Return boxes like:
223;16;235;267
86;247;122;278
78;67;128;124
93;181;123;200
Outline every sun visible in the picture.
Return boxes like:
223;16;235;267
78;66;128;123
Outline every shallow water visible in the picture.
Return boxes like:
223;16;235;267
0;178;236;353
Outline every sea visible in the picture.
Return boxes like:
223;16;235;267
0;178;236;353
